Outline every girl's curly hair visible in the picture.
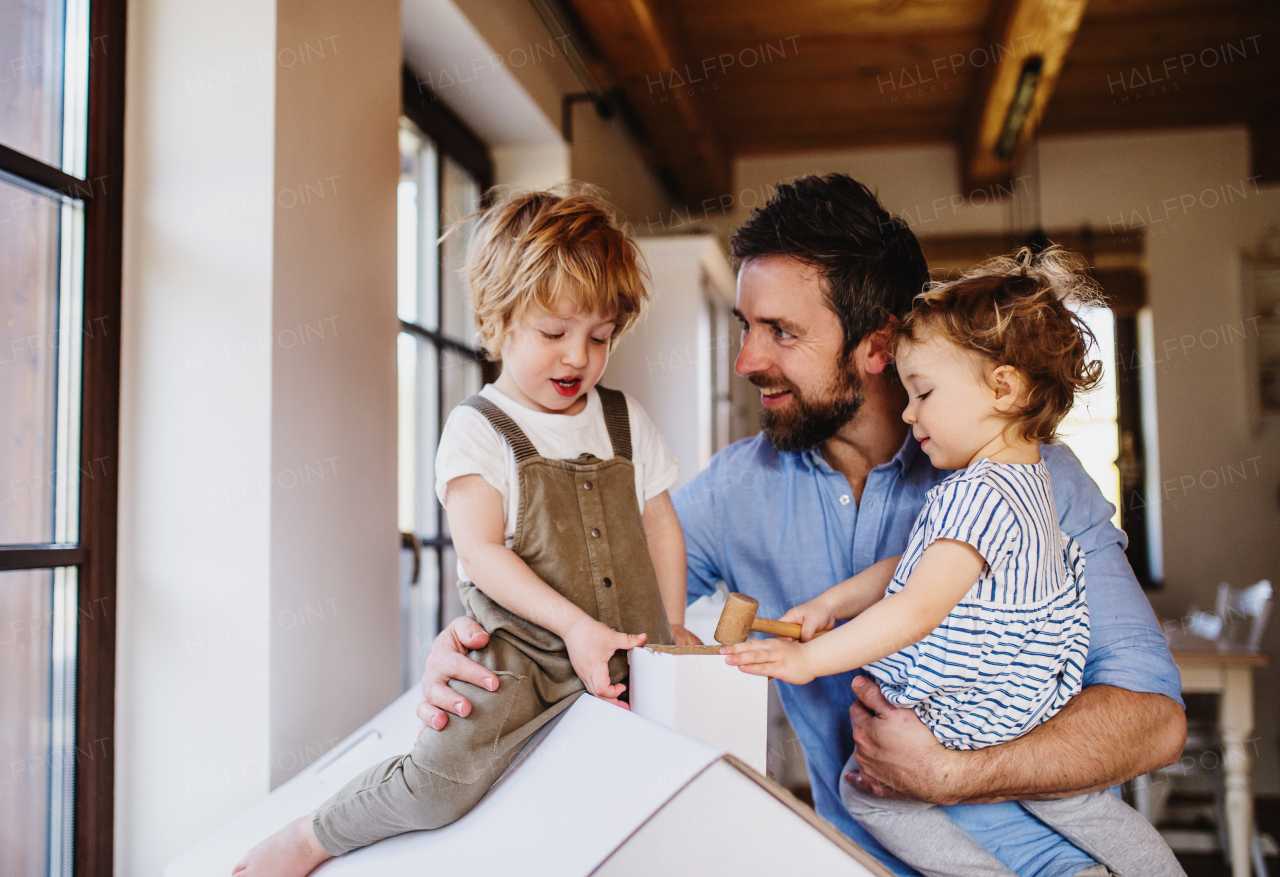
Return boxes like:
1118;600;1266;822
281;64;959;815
896;246;1105;444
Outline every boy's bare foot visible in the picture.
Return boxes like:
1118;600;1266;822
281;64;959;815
232;813;333;876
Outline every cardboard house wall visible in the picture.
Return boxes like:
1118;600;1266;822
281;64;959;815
167;689;891;877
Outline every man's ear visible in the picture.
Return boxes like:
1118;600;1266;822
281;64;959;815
989;364;1026;412
861;318;899;375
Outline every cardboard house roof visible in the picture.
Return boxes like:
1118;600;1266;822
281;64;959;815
167;690;892;877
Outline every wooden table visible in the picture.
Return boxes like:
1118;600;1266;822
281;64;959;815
1167;629;1270;877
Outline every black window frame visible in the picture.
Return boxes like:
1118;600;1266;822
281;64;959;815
400;65;497;634
0;0;125;872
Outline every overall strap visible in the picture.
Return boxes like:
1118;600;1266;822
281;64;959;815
461;396;539;463
596;386;632;461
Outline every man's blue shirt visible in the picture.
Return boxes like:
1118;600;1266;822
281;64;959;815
673;433;1182;877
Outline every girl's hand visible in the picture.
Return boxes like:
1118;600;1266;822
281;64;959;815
670;622;703;646
779;595;837;642
720;637;816;685
562;616;647;700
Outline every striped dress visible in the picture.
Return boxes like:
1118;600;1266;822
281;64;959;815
866;458;1090;751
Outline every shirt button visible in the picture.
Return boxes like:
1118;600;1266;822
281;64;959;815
603;577;613;588
591;528;601;538
583;481;593;490
839;494;851;505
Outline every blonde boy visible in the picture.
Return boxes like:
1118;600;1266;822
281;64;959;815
235;188;698;875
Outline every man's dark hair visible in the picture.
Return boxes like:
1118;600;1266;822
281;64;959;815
730;174;930;358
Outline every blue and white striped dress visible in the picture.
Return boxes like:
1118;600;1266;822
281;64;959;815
866;458;1090;751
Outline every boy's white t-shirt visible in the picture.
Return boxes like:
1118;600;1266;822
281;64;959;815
434;384;679;548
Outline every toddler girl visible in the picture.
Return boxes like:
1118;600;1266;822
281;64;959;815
235;188;698;875
723;248;1183;877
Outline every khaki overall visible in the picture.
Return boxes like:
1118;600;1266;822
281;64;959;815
313;387;674;855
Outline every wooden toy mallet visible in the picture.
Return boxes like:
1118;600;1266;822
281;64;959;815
713;593;829;646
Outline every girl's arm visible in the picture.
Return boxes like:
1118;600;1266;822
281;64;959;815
780;555;902;641
445;474;647;700
642;491;702;645
722;539;984;684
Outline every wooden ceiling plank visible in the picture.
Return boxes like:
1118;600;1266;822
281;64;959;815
963;0;1091;187
563;0;733;202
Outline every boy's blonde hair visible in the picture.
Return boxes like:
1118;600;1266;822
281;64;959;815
462;186;649;359
895;246;1105;445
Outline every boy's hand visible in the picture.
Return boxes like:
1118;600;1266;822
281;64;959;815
720;637;816;685
563;616;647;702
779;595;837;642
670;622;703;646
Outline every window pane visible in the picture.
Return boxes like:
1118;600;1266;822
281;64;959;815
404;545;440;689
1061;306;1120;527
417;137;439;331
397;142;419;325
1;178;83;545
440;156;480;345
416;339;441;539
0;0;89;174
0;566;77;877
441;544;466;628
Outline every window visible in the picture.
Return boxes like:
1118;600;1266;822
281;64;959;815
398;69;493;687
0;0;124;873
1060;305;1121;527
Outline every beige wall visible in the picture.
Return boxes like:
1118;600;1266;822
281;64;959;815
269;0;402;788
735;128;1280;794
120;0;401;872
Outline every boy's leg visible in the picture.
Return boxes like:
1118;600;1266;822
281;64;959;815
840;771;1017;877
314;636;582;855
1020;792;1186;877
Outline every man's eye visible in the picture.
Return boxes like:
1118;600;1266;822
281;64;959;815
773;327;792;339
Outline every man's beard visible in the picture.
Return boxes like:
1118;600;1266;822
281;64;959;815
752;357;864;453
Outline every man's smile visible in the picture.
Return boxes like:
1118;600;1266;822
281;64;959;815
759;386;794;408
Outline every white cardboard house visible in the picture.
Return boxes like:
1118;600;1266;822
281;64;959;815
167;648;891;877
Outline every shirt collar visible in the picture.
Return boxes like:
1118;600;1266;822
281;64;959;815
792;430;922;476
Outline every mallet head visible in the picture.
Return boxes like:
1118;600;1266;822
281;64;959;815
714;592;760;646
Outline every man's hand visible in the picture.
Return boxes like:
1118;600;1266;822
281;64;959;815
845;675;962;803
779;595;838;642
415;616;498;735
721;636;816;685
846;676;1188;805
670;622;703;646
562;616;647;702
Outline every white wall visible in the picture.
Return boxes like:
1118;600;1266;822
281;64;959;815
405;0;677;225
735;128;1280;794
119;0;276;871
120;0;401;872
607;236;735;492
269;0;402;788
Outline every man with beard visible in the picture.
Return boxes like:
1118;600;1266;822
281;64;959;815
414;175;1186;876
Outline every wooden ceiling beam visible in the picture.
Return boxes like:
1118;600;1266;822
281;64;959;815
561;0;733;203
962;0;1090;188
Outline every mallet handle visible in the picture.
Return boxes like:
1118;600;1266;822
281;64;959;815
751;618;828;640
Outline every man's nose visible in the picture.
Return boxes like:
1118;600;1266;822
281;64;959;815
734;332;769;377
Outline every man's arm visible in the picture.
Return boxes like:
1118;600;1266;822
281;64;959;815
846;676;1186;804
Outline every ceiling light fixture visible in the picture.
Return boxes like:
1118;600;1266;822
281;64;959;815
995;56;1043;161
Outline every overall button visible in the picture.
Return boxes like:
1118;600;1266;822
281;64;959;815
603;577;612;588
839;494;851;505
583;481;593;490
590;528;601;538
